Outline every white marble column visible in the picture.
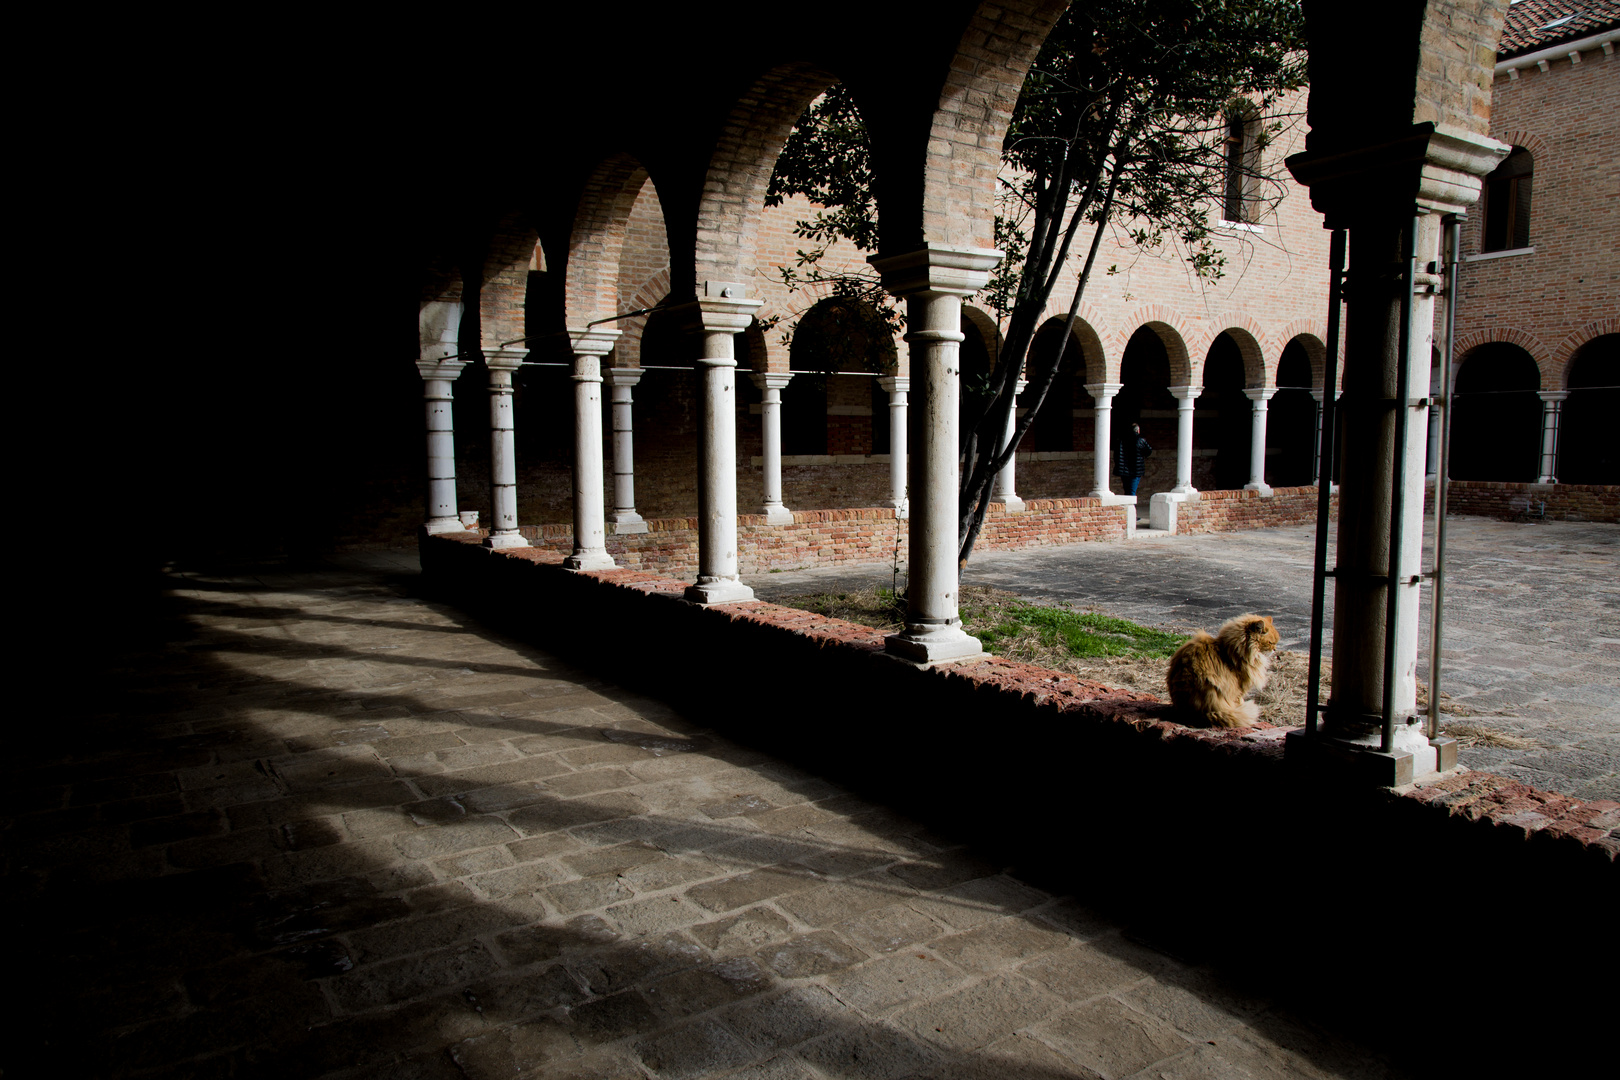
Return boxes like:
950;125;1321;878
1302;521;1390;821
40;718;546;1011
750;372;794;524
1168;385;1201;495
1084;382;1123;498
871;245;1001;663
1536;390;1568;484
606;368;648;534
417;300;467;534
1243;387;1278;495
989;379;1028;512
563;328;620;571
685;282;762;605
483;347;530;550
877;376;909;516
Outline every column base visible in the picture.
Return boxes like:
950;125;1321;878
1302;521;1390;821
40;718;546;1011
611;512;648;535
889;500;910;520
759;505;794;526
564;550;618;572
483;532;529;550
885;624;983;664
1285;726;1458;787
1243;482;1275;496
684;577;756;605
1169;484;1199;499
990;495;1026;513
423;518;464;535
1149;492;1190;533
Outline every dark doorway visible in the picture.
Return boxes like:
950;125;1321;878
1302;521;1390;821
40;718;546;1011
1270;338;1317;487
1451;343;1541;481
1558;333;1619;484
1202;333;1251;490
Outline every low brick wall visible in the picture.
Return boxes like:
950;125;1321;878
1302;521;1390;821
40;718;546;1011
1177;485;1336;533
420;532;1616;1062
510;500;1129;577
1434;480;1620;523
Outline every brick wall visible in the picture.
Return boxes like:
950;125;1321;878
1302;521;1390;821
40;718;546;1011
1432;480;1620;522
1178;486;1337;534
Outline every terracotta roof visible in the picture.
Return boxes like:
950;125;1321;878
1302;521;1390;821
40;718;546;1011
1499;0;1620;57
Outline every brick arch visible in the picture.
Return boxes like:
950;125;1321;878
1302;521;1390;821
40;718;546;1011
904;0;1072;252
470;210;539;349
1274;317;1336;389
613;269;674;370
564;154;662;326
1554;318;1620;386
692;62;843;294
1491;130;1553;169
1454;326;1555;389
1202;326;1267;389
962;305;1004;371
1033;313;1107;385
1204;313;1272;384
1115;307;1194;385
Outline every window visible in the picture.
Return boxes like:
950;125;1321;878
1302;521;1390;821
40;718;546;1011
1482;146;1533;252
1222;108;1261;224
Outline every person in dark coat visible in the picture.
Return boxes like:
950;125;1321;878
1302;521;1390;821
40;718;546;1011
1114;422;1153;495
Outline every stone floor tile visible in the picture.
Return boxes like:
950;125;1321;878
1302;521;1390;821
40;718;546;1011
1018;936;1168;1002
685;865;822;914
1028;997;1195;1078
690;905;799;955
893;971;1068;1052
823;948;968;1016
839;902;949;956
634;1016;761;1080
758;929;869;979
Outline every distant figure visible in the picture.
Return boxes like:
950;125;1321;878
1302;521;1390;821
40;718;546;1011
1114;422;1153;495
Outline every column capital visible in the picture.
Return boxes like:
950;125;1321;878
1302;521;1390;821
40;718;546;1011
1084;382;1125;401
749;371;794;392
877;376;910;394
606;367;644;388
696;281;764;335
1168;384;1202;402
1311;388;1343;403
1244;387;1279;403
1538;390;1571;403
416;358;467;382
1014;379;1029;395
567;326;622;357
482;347;528;373
1286;122;1510;226
868;244;1002;299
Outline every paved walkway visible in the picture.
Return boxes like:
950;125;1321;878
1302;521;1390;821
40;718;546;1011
755;517;1620;802
8;554;1417;1078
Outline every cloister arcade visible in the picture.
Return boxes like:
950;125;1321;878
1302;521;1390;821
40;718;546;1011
414;0;1531;781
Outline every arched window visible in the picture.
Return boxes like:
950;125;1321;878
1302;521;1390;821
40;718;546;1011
1482;146;1533;252
1222;108;1261;224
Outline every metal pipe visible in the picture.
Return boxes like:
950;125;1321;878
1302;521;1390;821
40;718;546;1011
1380;215;1419;754
1305;228;1347;739
1429;215;1462;740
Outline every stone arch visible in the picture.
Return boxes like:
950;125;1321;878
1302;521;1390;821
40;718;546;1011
1453;327;1554;390
903;0;1072;252
1204;325;1267;388
692;62;844;294
1027;315;1104;453
1555;317;1620;385
564;154;663;326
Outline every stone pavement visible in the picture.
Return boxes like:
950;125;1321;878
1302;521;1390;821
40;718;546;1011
755;517;1620;802
5;553;1419;1079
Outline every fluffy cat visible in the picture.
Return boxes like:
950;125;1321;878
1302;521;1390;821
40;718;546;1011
1165;614;1280;728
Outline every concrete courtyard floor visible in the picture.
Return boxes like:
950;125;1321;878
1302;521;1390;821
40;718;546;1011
755;516;1620;802
6;553;1436;1079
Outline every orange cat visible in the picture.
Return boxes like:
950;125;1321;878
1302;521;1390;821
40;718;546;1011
1165;614;1280;728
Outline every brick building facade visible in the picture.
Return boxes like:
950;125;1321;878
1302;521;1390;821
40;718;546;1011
1449;0;1619;488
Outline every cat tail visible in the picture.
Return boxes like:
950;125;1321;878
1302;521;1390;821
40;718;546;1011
1203;692;1259;729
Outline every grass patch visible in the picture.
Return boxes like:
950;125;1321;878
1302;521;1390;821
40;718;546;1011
971;602;1184;659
